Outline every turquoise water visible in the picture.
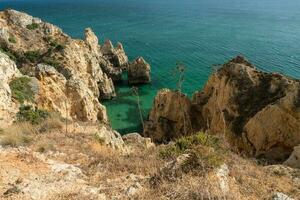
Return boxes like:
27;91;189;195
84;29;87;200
1;0;300;133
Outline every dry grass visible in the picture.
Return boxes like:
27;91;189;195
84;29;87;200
0;122;36;147
38;113;64;133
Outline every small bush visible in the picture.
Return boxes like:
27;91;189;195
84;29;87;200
26;23;39;30
9;77;34;103
8;36;16;43
94;133;105;145
159;132;221;159
38;113;64;133
17;105;49;124
24;51;41;62
42;57;61;70
0;46;17;61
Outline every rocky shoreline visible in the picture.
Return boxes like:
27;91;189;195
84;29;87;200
0;9;300;200
0;9;151;127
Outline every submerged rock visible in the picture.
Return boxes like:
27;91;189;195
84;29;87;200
128;57;151;84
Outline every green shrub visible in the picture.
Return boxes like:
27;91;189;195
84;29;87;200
8;36;16;43
9;77;34;103
0;46;17;61
94;133;105;144
24;51;41;62
42;57;61;70
26;23;39;30
17;105;49;124
159;132;221;159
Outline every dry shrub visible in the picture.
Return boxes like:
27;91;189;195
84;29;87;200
0;122;36;147
36;141;56;153
38;113;64;133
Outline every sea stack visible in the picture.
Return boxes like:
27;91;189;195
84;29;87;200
128;57;151;84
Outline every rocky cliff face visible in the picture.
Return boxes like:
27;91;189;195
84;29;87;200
145;56;300;161
0;52;21;127
0;9;131;125
144;89;193;142
0;9;152;125
193;56;300;161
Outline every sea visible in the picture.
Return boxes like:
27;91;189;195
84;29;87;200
1;0;300;134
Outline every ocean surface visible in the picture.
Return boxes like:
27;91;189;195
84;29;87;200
1;0;300;134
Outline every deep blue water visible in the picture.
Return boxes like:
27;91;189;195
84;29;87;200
1;0;300;133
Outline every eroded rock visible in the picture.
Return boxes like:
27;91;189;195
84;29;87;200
128;57;151;84
192;56;300;160
0;52;21;127
144;89;193;142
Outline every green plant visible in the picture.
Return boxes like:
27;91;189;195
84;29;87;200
42;57;61;70
94;133;105;144
24;51;41;62
9;77;34;103
172;62;186;92
26;23;39;30
17;105;49;124
8;36;16;43
159;132;221;159
0;46;17;61
132;86;144;130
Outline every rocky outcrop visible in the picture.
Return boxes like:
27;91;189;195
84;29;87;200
0;9;134;124
145;56;300;162
94;125;124;149
36;64;108;122
192;56;300;161
128;57;151;84
144;89;193;142
101;40;129;69
0;52;21;127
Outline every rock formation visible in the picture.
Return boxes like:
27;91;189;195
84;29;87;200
0;52;21;127
192;56;300;161
128;57;151;84
144;89;193;142
0;9;135;124
145;56;300;161
101;40;129;69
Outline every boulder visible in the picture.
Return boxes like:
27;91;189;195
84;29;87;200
284;145;300;169
122;133;154;149
144;89;193;142
0;51;21;127
192;56;300;160
94;125;124;149
128;57;151;84
272;193;294;200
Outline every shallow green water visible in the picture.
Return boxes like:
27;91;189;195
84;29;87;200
1;0;300;133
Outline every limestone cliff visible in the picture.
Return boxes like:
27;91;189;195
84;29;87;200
0;9;130;124
0;52;21;127
145;56;300;161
